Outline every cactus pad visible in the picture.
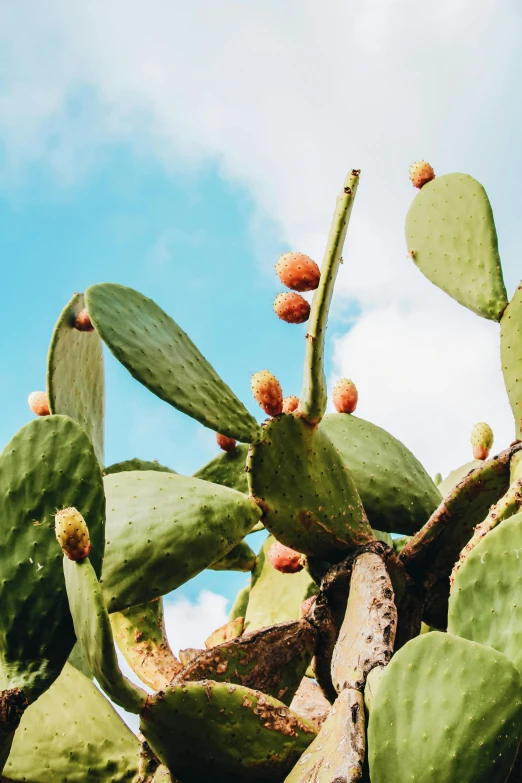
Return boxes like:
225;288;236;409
285;688;365;782
501;282;522;438
368;632;522;783
437;459;482;497
405;173;508;321
140;679;317;782
321;413;441;535
47;293;105;465
173;619;317;705
247;415;373;559
194;444;249;493
209;539;257;572
0;416;105;701
230;585;251;621
244;537;317;632
104;458;176;476
3;663;140;782
110;598;181;691
85;283;261;443
101;471;261;612
448;510;522;674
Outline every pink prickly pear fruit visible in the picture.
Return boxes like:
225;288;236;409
300;595;316;617
27;391;50;417
273;292;311;324
409;160;435;189
55;507;91;561
275;252;320;292
471;422;494;460
282;395;299;413
216;432;237;452
74;308;94;332
268;541;304;574
332;379;358;414
251;370;283;417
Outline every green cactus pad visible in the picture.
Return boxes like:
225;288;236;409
229;585;251;621
501;282;522;438
244;537;317;632
248;415;373;559
110;598;181;691
194;444;249;493
448;510;522;674
368;632;522;783
140;679;317;782
104;458;177;476
321;413;440;535
285;688;365;782
47;292;105;465
209;539;256;572
64;557;147;713
85;283;261;443
400;446;515;628
437;459;482;497
174;619;316;706
3;663;139;782
0;416;105;701
102;471;261;612
405;173;508;321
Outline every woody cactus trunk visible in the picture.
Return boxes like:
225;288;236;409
2;161;522;783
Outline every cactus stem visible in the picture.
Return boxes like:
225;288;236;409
298;169;360;425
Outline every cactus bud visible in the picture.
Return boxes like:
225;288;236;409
74;308;94;332
251;370;283;417
409;160;435;189
27;391;50;417
332;379;358;414
282;395;299;413
275;252;320;292
55;507;91;561
216;433;237;452
471;422;494;461
268;541;304;574
273;292;310;324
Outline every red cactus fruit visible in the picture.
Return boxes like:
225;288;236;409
471;422;494;461
55;507;91;561
74;308;94;332
27;391;50;417
275;252;320;292
273;292;311;324
282;395;299;413
251;370;283;417
268;541;304;574
216;433;237;452
332;379;358;414
409;160;435;189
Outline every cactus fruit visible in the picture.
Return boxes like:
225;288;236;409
215;432;236;452
273;292;311;324
74;307;94;331
250;369;283;416
55;507;92;561
27;391;50;416
408;159;435;188
268;541;304;574
275;252;321;292
332;378;358;413
282;394;300;413
471;421;494;460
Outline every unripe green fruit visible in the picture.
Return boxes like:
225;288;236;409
55;507;92;561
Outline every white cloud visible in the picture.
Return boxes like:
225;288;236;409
1;0;521;469
163;589;229;654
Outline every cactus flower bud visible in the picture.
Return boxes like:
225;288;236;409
55;507;91;561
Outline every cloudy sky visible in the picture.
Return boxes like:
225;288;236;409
1;1;521;730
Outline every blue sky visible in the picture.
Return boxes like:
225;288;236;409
1;0;522;731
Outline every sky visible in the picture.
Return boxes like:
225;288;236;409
1;0;522;732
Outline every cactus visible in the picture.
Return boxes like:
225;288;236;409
4;163;522;781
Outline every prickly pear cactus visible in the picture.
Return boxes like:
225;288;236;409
6;163;522;782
